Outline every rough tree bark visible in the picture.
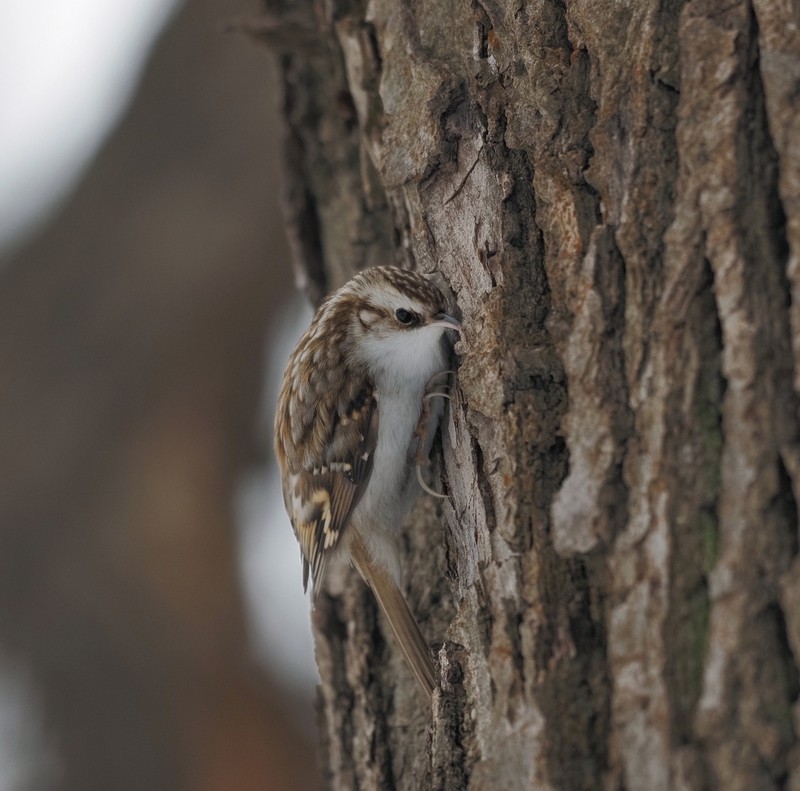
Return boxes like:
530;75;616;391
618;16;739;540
262;0;800;788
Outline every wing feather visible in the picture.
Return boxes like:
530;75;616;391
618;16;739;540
281;381;378;595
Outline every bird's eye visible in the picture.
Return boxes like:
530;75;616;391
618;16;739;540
395;308;416;325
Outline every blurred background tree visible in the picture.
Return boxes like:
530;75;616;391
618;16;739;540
0;1;319;789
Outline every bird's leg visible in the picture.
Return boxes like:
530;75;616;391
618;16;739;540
413;371;455;499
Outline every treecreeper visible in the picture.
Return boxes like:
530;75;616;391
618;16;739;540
274;266;460;700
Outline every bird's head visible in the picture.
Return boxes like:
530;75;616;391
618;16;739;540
326;267;460;382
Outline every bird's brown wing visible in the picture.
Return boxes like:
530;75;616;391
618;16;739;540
282;381;379;594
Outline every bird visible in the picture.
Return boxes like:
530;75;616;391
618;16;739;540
274;266;460;700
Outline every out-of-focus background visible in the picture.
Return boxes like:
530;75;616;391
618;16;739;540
0;1;319;789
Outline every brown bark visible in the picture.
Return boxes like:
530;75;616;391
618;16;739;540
264;0;800;788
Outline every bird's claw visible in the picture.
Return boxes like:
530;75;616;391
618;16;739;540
413;370;456;500
416;463;448;499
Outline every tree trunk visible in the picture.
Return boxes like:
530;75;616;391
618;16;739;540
264;0;800;788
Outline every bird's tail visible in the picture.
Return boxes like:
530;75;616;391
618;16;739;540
349;532;435;702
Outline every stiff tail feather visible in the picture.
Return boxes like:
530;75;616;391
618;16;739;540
350;533;435;701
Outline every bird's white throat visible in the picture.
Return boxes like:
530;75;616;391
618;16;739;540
358;324;448;393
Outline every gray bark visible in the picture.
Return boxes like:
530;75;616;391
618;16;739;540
265;0;800;788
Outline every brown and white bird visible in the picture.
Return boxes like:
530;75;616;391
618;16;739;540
274;266;460;700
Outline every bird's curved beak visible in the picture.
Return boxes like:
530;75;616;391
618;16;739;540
431;312;461;333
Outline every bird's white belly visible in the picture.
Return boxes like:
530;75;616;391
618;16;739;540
372;390;423;507
349;330;449;580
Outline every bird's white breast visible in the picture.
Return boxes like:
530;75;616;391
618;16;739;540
350;326;449;580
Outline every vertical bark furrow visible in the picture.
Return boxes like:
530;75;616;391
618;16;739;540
659;258;722;791
314;594;357;790
429;642;471;790
553;4;683;790
750;0;800;397
671;3;800;789
277;6;396;300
